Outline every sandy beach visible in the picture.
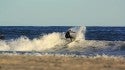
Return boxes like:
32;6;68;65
0;55;124;70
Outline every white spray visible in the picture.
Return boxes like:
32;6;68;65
0;26;125;53
66;26;86;47
0;33;66;51
75;26;86;41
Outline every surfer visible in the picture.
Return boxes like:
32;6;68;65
0;33;4;40
65;30;75;41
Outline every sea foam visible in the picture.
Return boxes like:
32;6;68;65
0;26;125;57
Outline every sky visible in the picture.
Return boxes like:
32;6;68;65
0;0;125;26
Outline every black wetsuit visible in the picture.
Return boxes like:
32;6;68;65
0;33;4;40
65;31;73;41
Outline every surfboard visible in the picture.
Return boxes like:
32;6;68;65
66;40;80;47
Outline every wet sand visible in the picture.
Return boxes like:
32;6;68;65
0;55;125;70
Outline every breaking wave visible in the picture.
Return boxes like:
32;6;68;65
0;32;66;51
0;26;125;56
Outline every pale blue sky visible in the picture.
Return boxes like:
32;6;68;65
0;0;125;26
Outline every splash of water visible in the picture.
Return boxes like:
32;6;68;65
75;26;86;41
0;33;66;51
66;26;125;54
0;26;125;55
67;26;86;47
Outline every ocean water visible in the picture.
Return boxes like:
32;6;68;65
0;26;125;57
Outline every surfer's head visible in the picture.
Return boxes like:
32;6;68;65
68;30;71;32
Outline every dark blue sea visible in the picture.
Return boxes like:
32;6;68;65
0;26;125;57
0;26;125;41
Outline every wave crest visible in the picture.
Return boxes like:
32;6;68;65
0;26;125;56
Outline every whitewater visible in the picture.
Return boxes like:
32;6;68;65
0;26;125;57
